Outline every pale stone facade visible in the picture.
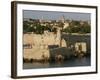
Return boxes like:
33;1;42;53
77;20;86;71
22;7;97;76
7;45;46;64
23;28;67;60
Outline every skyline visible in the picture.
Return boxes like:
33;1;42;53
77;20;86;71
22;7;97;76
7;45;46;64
23;10;91;22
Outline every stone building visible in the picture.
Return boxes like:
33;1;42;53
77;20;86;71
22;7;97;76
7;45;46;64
23;28;67;60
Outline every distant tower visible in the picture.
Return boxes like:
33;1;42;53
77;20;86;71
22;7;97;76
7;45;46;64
61;15;65;23
40;16;44;22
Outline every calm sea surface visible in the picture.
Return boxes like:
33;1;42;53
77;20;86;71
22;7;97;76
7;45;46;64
23;56;90;69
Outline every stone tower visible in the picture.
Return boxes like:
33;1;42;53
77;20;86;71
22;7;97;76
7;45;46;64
61;15;65;23
55;28;61;47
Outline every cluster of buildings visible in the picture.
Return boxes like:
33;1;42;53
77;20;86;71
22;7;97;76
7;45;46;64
24;15;90;32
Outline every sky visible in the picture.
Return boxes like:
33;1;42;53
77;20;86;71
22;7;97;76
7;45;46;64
23;10;91;21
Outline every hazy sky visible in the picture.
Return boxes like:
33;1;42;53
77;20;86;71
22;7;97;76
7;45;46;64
23;10;90;21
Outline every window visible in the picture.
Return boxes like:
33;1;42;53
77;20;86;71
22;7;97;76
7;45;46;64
23;44;32;49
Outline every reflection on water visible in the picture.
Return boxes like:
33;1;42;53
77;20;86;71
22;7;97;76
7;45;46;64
23;56;90;69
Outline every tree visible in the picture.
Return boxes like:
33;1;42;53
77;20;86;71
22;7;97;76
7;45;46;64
62;21;90;34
